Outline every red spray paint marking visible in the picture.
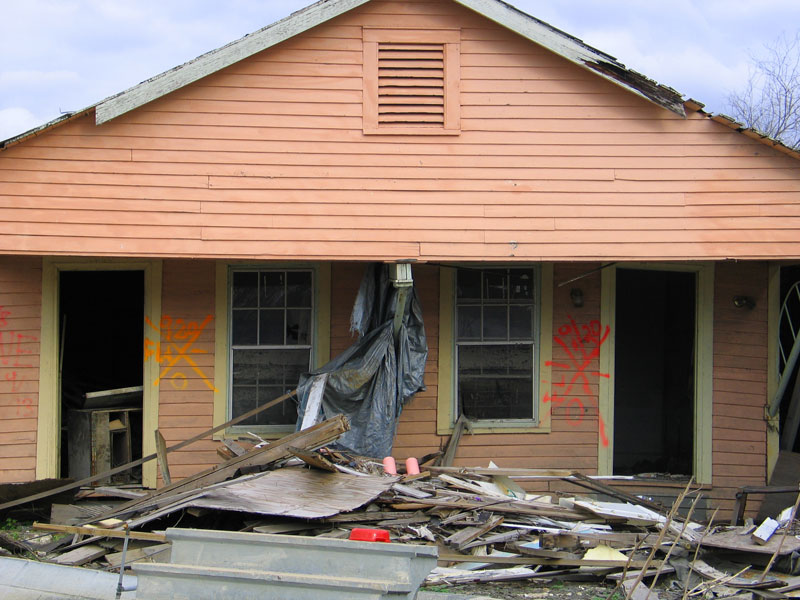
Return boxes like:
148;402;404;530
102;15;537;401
0;306;38;416
542;316;611;446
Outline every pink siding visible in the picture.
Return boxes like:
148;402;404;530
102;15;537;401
155;260;217;481
711;261;769;515
0;257;41;482
0;0;799;260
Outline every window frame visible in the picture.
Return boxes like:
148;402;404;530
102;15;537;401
437;264;553;434
214;263;331;438
362;27;461;135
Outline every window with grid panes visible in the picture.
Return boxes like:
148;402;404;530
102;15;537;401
230;269;313;427
455;267;536;421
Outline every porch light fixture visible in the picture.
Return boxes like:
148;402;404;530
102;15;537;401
732;295;755;310
570;288;584;308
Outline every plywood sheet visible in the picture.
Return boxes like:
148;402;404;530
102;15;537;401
186;466;396;519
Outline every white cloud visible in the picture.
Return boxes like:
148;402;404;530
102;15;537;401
0;108;47;143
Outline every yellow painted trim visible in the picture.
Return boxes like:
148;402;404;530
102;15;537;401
36;262;59;480
37;258;162;487
767;263;781;480
598;266;616;476
599;262;714;484
538;263;554;433
213;262;229;436
436;264;553;435
213;262;332;437
315;263;332;368
436;267;455;435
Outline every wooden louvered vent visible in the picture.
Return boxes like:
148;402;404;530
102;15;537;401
377;42;446;126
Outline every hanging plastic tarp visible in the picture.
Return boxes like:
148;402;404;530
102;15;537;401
295;264;427;458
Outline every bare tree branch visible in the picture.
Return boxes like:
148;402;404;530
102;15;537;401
727;32;800;149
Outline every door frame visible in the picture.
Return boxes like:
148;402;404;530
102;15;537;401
599;262;714;484
37;258;162;487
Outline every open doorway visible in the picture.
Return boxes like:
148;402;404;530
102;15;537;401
59;270;144;483
613;268;696;476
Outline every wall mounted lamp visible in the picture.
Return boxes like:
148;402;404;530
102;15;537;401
732;295;756;310
570;288;584;308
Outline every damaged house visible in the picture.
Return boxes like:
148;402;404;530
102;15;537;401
1;0;799;521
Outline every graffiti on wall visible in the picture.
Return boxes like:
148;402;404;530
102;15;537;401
144;314;217;392
542;316;610;446
0;306;38;418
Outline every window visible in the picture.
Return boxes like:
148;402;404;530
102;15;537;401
363;28;460;134
230;269;313;427
455;267;537;421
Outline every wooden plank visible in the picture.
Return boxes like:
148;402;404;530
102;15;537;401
438;552;654;569
102;414;349;521
440;414;466;466
33;522;167;543
53;543;108;566
0;389;297;512
105;543;171;568
155;429;172;485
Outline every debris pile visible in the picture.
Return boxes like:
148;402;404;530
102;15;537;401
3;416;800;600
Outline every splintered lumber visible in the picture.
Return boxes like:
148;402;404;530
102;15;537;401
444;515;504;551
93;414;349;522
440;414;467;466
0;389;297;513
438;552;654;569
288;446;338;472
105;543;171;568
429;466;575;478
155;429;171;485
33;522;167;543
53;543;108;566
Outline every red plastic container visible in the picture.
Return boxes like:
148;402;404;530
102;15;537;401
349;528;391;543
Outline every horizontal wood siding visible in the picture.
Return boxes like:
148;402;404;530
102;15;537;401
0;256;41;482
1;0;799;260
155;260;218;482
710;261;769;517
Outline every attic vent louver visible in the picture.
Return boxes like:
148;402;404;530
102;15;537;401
378;43;445;126
363;28;460;135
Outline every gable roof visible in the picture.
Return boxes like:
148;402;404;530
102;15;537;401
1;0;798;161
92;0;686;125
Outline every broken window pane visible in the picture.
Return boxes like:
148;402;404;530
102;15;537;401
232;349;308;426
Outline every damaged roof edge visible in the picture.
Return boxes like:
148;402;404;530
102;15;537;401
0;109;92;150
94;0;372;125
453;0;686;117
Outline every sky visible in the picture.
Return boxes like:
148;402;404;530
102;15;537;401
2;0;799;142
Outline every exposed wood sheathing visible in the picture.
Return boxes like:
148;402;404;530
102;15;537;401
0;0;799;261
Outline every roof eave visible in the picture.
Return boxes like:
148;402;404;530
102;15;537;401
94;0;372;125
454;0;686;116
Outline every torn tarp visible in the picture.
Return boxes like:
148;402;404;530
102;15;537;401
295;264;427;458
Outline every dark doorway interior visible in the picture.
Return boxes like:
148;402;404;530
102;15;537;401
59;271;144;481
614;269;696;476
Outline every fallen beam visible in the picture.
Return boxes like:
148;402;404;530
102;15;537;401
0;389;297;513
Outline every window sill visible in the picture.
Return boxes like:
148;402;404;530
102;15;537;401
437;421;551;436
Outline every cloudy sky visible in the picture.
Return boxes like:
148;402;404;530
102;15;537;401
2;0;798;141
